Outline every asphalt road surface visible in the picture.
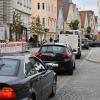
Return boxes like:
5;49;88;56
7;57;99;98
49;49;100;100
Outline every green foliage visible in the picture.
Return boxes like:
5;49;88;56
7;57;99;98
10;11;24;41
69;20;79;30
86;26;91;34
44;28;49;32
11;11;24;34
30;16;45;35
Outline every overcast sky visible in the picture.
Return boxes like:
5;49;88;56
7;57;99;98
72;0;98;16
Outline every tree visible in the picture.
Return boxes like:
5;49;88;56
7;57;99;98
69;20;79;30
30;16;45;34
85;26;91;39
10;11;24;41
44;28;49;38
86;26;91;34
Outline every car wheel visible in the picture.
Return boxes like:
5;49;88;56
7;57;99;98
28;96;33;100
68;69;73;75
50;78;57;97
28;95;35;100
76;54;81;59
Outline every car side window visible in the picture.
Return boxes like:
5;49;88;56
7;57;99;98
29;57;46;73
67;48;72;55
25;58;37;76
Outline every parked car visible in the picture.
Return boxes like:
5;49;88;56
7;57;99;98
0;52;57;100
91;39;100;47
35;43;76;75
88;39;93;47
81;38;89;49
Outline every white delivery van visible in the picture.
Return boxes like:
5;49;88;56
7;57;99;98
59;30;82;59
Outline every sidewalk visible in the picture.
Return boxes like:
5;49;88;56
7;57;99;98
86;47;100;63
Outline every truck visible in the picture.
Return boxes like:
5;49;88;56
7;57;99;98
58;30;82;59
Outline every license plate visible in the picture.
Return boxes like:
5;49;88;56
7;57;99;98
45;63;58;67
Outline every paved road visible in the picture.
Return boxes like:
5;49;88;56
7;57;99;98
49;48;100;100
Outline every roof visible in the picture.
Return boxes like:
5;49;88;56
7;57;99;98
0;51;32;60
79;10;95;28
57;0;71;21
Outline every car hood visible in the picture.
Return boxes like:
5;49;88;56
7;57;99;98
0;76;20;84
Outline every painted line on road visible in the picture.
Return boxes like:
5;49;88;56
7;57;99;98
85;48;93;60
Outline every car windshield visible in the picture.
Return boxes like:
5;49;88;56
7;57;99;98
39;45;66;53
0;58;20;76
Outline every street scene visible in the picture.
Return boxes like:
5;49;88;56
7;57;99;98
0;0;100;100
49;48;100;100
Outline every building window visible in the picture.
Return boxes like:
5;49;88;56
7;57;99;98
42;3;45;10
37;3;40;10
17;0;22;5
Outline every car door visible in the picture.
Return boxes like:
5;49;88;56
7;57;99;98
32;57;53;100
25;59;42;100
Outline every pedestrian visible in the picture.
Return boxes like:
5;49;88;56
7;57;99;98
42;39;47;44
29;36;34;48
49;37;53;42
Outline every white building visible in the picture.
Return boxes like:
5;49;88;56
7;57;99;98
0;0;32;41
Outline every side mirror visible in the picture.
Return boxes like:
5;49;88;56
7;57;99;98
45;63;58;70
72;49;77;54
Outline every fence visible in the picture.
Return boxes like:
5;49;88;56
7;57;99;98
0;42;28;54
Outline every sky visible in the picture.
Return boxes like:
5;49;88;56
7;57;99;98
72;0;98;16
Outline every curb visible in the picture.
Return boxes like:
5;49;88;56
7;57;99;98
85;48;100;63
85;58;100;63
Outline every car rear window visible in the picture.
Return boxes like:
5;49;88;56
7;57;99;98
0;58;20;76
39;45;66;53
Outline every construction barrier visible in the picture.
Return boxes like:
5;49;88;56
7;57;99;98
0;42;28;54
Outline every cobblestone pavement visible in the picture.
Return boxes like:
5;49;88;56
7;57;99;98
49;48;100;100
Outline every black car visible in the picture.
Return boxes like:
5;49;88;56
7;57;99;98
81;38;89;49
0;53;57;100
35;43;75;75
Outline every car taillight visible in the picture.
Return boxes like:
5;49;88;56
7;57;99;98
63;54;72;59
0;87;16;99
35;53;44;58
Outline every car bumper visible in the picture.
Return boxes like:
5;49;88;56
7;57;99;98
43;60;73;72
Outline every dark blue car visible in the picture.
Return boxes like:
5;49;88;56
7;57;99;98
0;53;57;100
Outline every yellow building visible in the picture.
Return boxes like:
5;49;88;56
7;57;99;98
64;3;79;32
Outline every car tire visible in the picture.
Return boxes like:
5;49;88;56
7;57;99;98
28;94;35;100
86;47;89;49
76;54;81;59
28;96;33;100
68;69;73;75
50;78;57;97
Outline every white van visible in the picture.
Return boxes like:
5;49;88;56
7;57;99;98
59;30;82;59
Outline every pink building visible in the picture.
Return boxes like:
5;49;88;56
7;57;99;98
32;0;57;41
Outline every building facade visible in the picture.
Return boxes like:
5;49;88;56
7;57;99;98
79;11;96;35
0;0;32;41
97;0;100;31
64;3;79;32
57;0;72;34
32;0;57;41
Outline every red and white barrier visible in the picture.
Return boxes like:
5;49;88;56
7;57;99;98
0;42;28;54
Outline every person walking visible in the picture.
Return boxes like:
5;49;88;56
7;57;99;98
49;37;53;42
